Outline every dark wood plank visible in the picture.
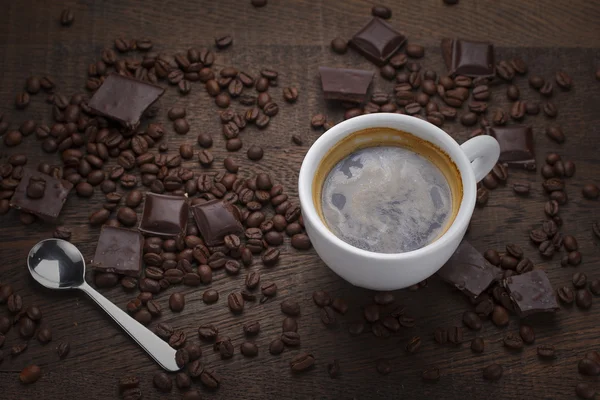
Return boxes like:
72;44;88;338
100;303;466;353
0;1;599;399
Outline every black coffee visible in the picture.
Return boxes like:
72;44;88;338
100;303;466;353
321;145;452;253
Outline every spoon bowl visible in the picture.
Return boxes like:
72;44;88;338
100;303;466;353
27;238;179;372
28;239;86;289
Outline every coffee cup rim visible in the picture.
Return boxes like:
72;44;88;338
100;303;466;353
298;113;476;261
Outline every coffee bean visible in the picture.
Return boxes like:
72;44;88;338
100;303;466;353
476;187;489;206
363;304;380;322
246;271;260;289
330;297;348;315
483;364;503;381
167;292;185;312
406;43;424;58
318;306;336;326
214;34;233;49
379;64;396;80
375;359;392;375
561;234;578;252
172;118;189;135
576;289;593;309
575;382;595;399
217;338;234;359
283;87;299;103
0;315;10;333
515;325;535;345
7;294;23;314
583;183;599;199
543;101;558;118
280;299;300;316
11;342;28;356
94;272;119;288
261;282;277;298
510;101;526;120
371;5;392;18
462;311;482;330
540;81;554;97
330;36;348;54
590;279;600;296
572;272;587;289
19;365;41;385
290;233;311;250
247;145;264;161
4;130;23;147
115;207;137;227
278;317;298;334
227;292;244;313
467;337;485;353
290;352;314;372
554;70;573;90
534;344;556;359
153;372;172;393
175;348;190;368
491;305;509;327
197;150;214;167
579;358;600;376
482;174;498;190
546;125;565;144
307;291;331;309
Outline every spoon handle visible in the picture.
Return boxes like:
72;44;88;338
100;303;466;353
79;282;180;372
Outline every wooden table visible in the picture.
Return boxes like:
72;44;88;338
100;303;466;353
1;0;599;398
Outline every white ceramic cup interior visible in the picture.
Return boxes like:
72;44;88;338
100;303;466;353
298;113;500;290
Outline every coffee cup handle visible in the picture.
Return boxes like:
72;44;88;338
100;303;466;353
460;135;500;183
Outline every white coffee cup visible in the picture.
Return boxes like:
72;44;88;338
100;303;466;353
298;113;500;290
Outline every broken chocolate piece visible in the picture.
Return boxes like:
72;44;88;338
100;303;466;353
88;73;164;130
93;226;143;277
349;18;406;66
138;193;189;237
191;199;243;246
437;240;502;298
442;38;495;77
486;125;536;170
318;67;374;103
503;270;559;316
9;168;73;223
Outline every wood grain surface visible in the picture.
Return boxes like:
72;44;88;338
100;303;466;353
0;0;599;399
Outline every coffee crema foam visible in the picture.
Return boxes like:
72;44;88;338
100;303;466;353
321;146;452;253
313;127;462;254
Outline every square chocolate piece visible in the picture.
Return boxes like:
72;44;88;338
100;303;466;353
503;270;559;317
88;73;164;130
93;226;144;277
318;67;374;103
349;18;406;66
138;193;189;237
437;240;502;298
441;38;495;77
191;199;243;246
486;125;536;170
9;168;73;223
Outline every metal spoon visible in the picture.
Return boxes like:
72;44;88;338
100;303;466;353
27;238;179;372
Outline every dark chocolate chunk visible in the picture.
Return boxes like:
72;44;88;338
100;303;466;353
88;74;164;130
442;38;495;77
191;199;243;246
486;126;535;170
503;270;559;316
437;240;502;298
92;226;143;277
318;67;374;103
349;18;406;66
9;168;73;222
138;193;189;237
